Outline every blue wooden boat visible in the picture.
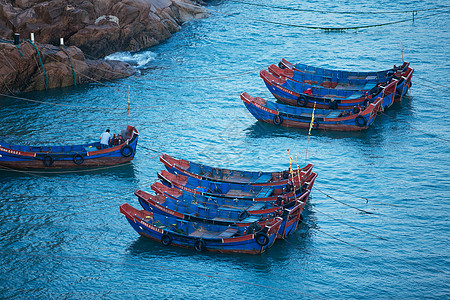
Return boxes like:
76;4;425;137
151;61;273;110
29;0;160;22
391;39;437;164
279;58;410;81
261;69;398;111
120;203;283;254
136;189;281;224
277;59;414;101
160;153;314;187
135;188;310;239
269;64;380;91
0;125;139;169
242;92;382;131
158;169;317;201
151;173;315;207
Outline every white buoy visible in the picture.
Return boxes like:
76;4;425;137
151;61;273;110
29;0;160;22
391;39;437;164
30;33;35;42
60;37;64;46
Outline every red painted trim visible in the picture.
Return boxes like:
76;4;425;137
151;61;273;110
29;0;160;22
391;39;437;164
241;92;279;115
146;196;185;219
0;146;36;157
222;234;253;244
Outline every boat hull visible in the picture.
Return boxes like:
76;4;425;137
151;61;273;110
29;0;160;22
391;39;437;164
0;126;139;170
241;92;381;131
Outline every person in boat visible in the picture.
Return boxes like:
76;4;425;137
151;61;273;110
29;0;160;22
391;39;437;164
100;129;112;149
304;88;313;96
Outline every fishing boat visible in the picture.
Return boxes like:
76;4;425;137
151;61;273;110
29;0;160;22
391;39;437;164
241;92;382;131
0;125;139;169
261;69;398;111
151;175;314;207
279;58;410;81
277;59;414;100
120;203;283;253
158;169;317;201
135;188;310;239
160;153;314;187
268;64;381;91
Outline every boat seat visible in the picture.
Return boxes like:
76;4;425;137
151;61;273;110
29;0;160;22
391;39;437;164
326;111;341;118
256;186;273;198
189;227;215;238
241;216;261;223
248;202;266;210
254;174;272;183
216;227;238;238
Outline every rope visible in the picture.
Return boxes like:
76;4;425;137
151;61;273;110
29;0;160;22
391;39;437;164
315;183;400;207
0;161;134;175
312;207;389;241
0;39;14;44
313;227;370;252
26;39;47;90
138;144;163;154
59;46;77;86
414;76;450;90
0;93;128;111
229;1;450;15
15;45;23;57
242;9;450;31
380;112;450;142
314;187;376;215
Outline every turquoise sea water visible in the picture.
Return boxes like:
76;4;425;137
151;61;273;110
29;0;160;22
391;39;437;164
1;0;449;298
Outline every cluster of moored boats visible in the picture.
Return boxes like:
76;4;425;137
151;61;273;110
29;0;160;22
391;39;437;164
0;59;414;254
241;59;414;131
120;154;318;254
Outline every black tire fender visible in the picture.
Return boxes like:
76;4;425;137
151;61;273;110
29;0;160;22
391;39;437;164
120;144;133;157
297;95;308;107
355;115;367;127
161;234;172;246
313;120;319;130
255;232;269;246
73;153;84;165
194;239;206;252
273;115;283;125
43;155;54;167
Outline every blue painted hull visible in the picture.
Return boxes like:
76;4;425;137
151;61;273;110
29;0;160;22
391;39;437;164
269;64;380;91
160;153;314;187
241;92;381;131
0;126;139;169
158;169;317;201
261;69;400;111
281;58;410;80
137;189;309;240
120;203;282;254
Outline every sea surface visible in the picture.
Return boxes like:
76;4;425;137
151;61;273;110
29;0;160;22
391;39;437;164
1;0;449;298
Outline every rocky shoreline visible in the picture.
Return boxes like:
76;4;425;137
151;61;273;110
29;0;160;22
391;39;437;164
0;0;208;93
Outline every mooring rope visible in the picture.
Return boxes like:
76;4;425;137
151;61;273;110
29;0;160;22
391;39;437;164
414;75;450;90
312;206;388;241
313;187;376;215
26;39;48;89
241;9;450;31
59;46;77;86
315;183;400;207
229;1;450;15
313;227;370;252
380;112;450;142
